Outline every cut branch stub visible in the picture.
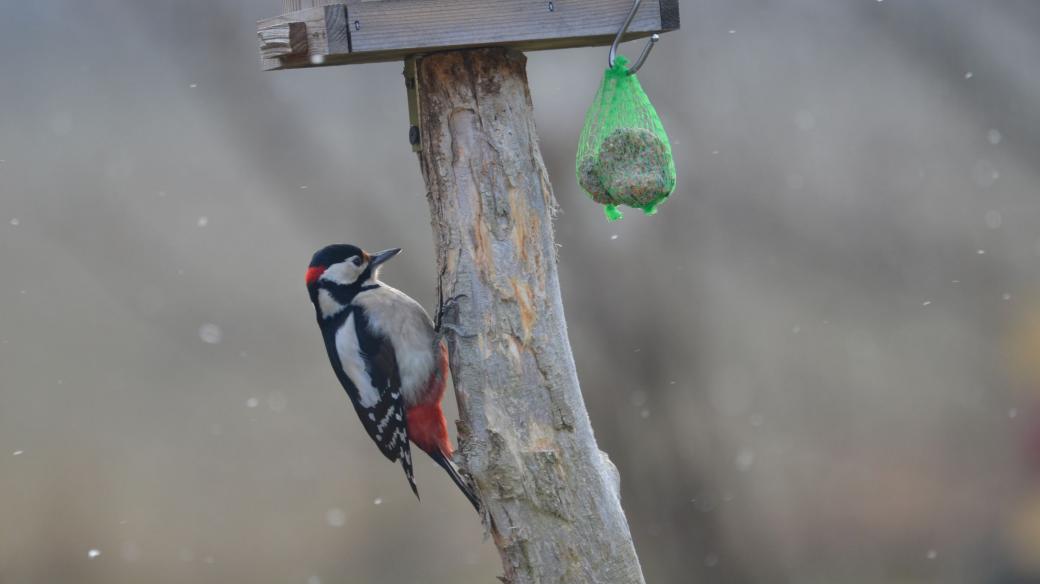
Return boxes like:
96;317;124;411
417;47;645;584
258;21;309;59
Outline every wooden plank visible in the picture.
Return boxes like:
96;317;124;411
258;0;679;71
349;0;666;54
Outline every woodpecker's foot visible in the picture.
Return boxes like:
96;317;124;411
436;294;475;338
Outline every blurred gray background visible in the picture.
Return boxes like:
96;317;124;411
3;1;1040;582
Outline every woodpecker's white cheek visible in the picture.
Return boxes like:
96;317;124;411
335;313;381;408
320;261;364;285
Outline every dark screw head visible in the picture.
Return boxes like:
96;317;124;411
409;126;420;145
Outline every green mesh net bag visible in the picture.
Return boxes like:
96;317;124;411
576;55;676;221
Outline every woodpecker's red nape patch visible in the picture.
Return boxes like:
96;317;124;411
305;266;326;285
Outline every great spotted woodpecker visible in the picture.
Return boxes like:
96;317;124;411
305;244;480;511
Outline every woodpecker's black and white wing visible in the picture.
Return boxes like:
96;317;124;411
321;309;417;497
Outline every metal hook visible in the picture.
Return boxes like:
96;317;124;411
608;0;660;75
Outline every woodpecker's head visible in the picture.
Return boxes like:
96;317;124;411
306;244;401;292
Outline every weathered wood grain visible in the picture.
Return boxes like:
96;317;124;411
284;0;343;11
258;0;679;70
417;47;646;584
349;0;664;53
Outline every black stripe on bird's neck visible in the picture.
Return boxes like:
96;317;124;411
320;280;381;306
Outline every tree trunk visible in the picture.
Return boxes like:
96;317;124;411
415;48;646;584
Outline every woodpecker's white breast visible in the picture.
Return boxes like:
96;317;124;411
334;312;383;408
354;285;437;407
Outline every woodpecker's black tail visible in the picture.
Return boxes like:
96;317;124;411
399;447;419;501
429;449;481;512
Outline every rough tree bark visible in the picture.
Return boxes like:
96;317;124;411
416;48;646;584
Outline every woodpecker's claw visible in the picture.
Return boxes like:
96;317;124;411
436;293;474;338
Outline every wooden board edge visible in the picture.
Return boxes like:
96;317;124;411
659;0;680;31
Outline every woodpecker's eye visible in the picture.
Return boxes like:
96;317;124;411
351;256;363;266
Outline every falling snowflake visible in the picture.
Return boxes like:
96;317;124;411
87;549;101;559
198;323;222;344
972;160;999;188
196;216;209;227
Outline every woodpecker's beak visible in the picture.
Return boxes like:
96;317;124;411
369;247;402;268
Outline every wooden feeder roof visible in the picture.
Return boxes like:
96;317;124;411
258;0;680;70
